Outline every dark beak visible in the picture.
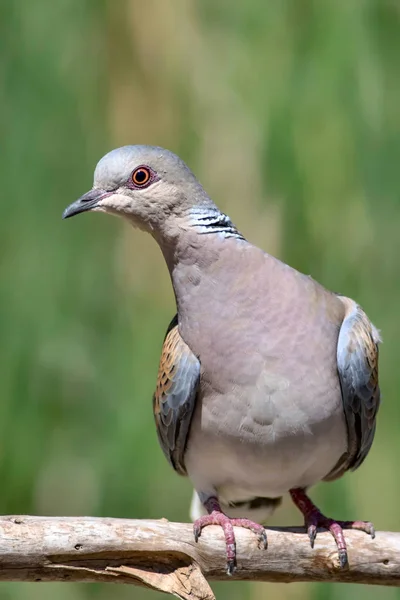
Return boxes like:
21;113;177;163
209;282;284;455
62;188;110;219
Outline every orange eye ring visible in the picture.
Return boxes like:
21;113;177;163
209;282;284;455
132;166;151;187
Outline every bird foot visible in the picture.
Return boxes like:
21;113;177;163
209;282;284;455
193;497;267;575
290;488;375;569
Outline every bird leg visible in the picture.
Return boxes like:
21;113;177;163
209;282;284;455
290;487;375;568
193;496;267;575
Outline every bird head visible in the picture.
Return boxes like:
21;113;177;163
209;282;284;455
63;145;211;234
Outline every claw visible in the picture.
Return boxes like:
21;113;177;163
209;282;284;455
258;529;268;550
193;524;200;543
290;488;375;568
338;549;349;570
226;558;236;576
193;496;267;574
308;524;317;548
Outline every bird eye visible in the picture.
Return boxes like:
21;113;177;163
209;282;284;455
132;167;151;187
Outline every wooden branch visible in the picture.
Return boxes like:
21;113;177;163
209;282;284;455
0;516;398;599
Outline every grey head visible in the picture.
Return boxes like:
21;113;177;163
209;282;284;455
62;145;215;234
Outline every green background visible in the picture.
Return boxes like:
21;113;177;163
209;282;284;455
1;1;399;599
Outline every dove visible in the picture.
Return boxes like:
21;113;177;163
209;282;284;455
63;145;380;574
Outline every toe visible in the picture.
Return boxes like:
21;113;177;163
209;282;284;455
193;515;213;542
356;521;375;538
338;519;376;538
229;518;268;548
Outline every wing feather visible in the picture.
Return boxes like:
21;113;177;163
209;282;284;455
326;297;381;480
153;315;200;475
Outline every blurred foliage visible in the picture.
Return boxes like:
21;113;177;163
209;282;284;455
0;1;399;599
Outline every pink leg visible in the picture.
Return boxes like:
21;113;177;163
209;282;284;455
193;496;267;575
290;488;375;568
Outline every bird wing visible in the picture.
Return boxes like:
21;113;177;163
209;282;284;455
325;296;381;480
153;315;200;476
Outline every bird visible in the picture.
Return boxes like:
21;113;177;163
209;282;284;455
63;145;381;575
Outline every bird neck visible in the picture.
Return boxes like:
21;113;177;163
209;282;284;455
153;204;246;272
187;206;245;241
152;204;248;322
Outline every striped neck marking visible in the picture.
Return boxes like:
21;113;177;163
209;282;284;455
189;207;245;240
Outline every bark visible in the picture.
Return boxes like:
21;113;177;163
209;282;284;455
0;516;398;599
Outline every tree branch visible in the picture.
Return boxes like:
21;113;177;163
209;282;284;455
0;516;398;599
